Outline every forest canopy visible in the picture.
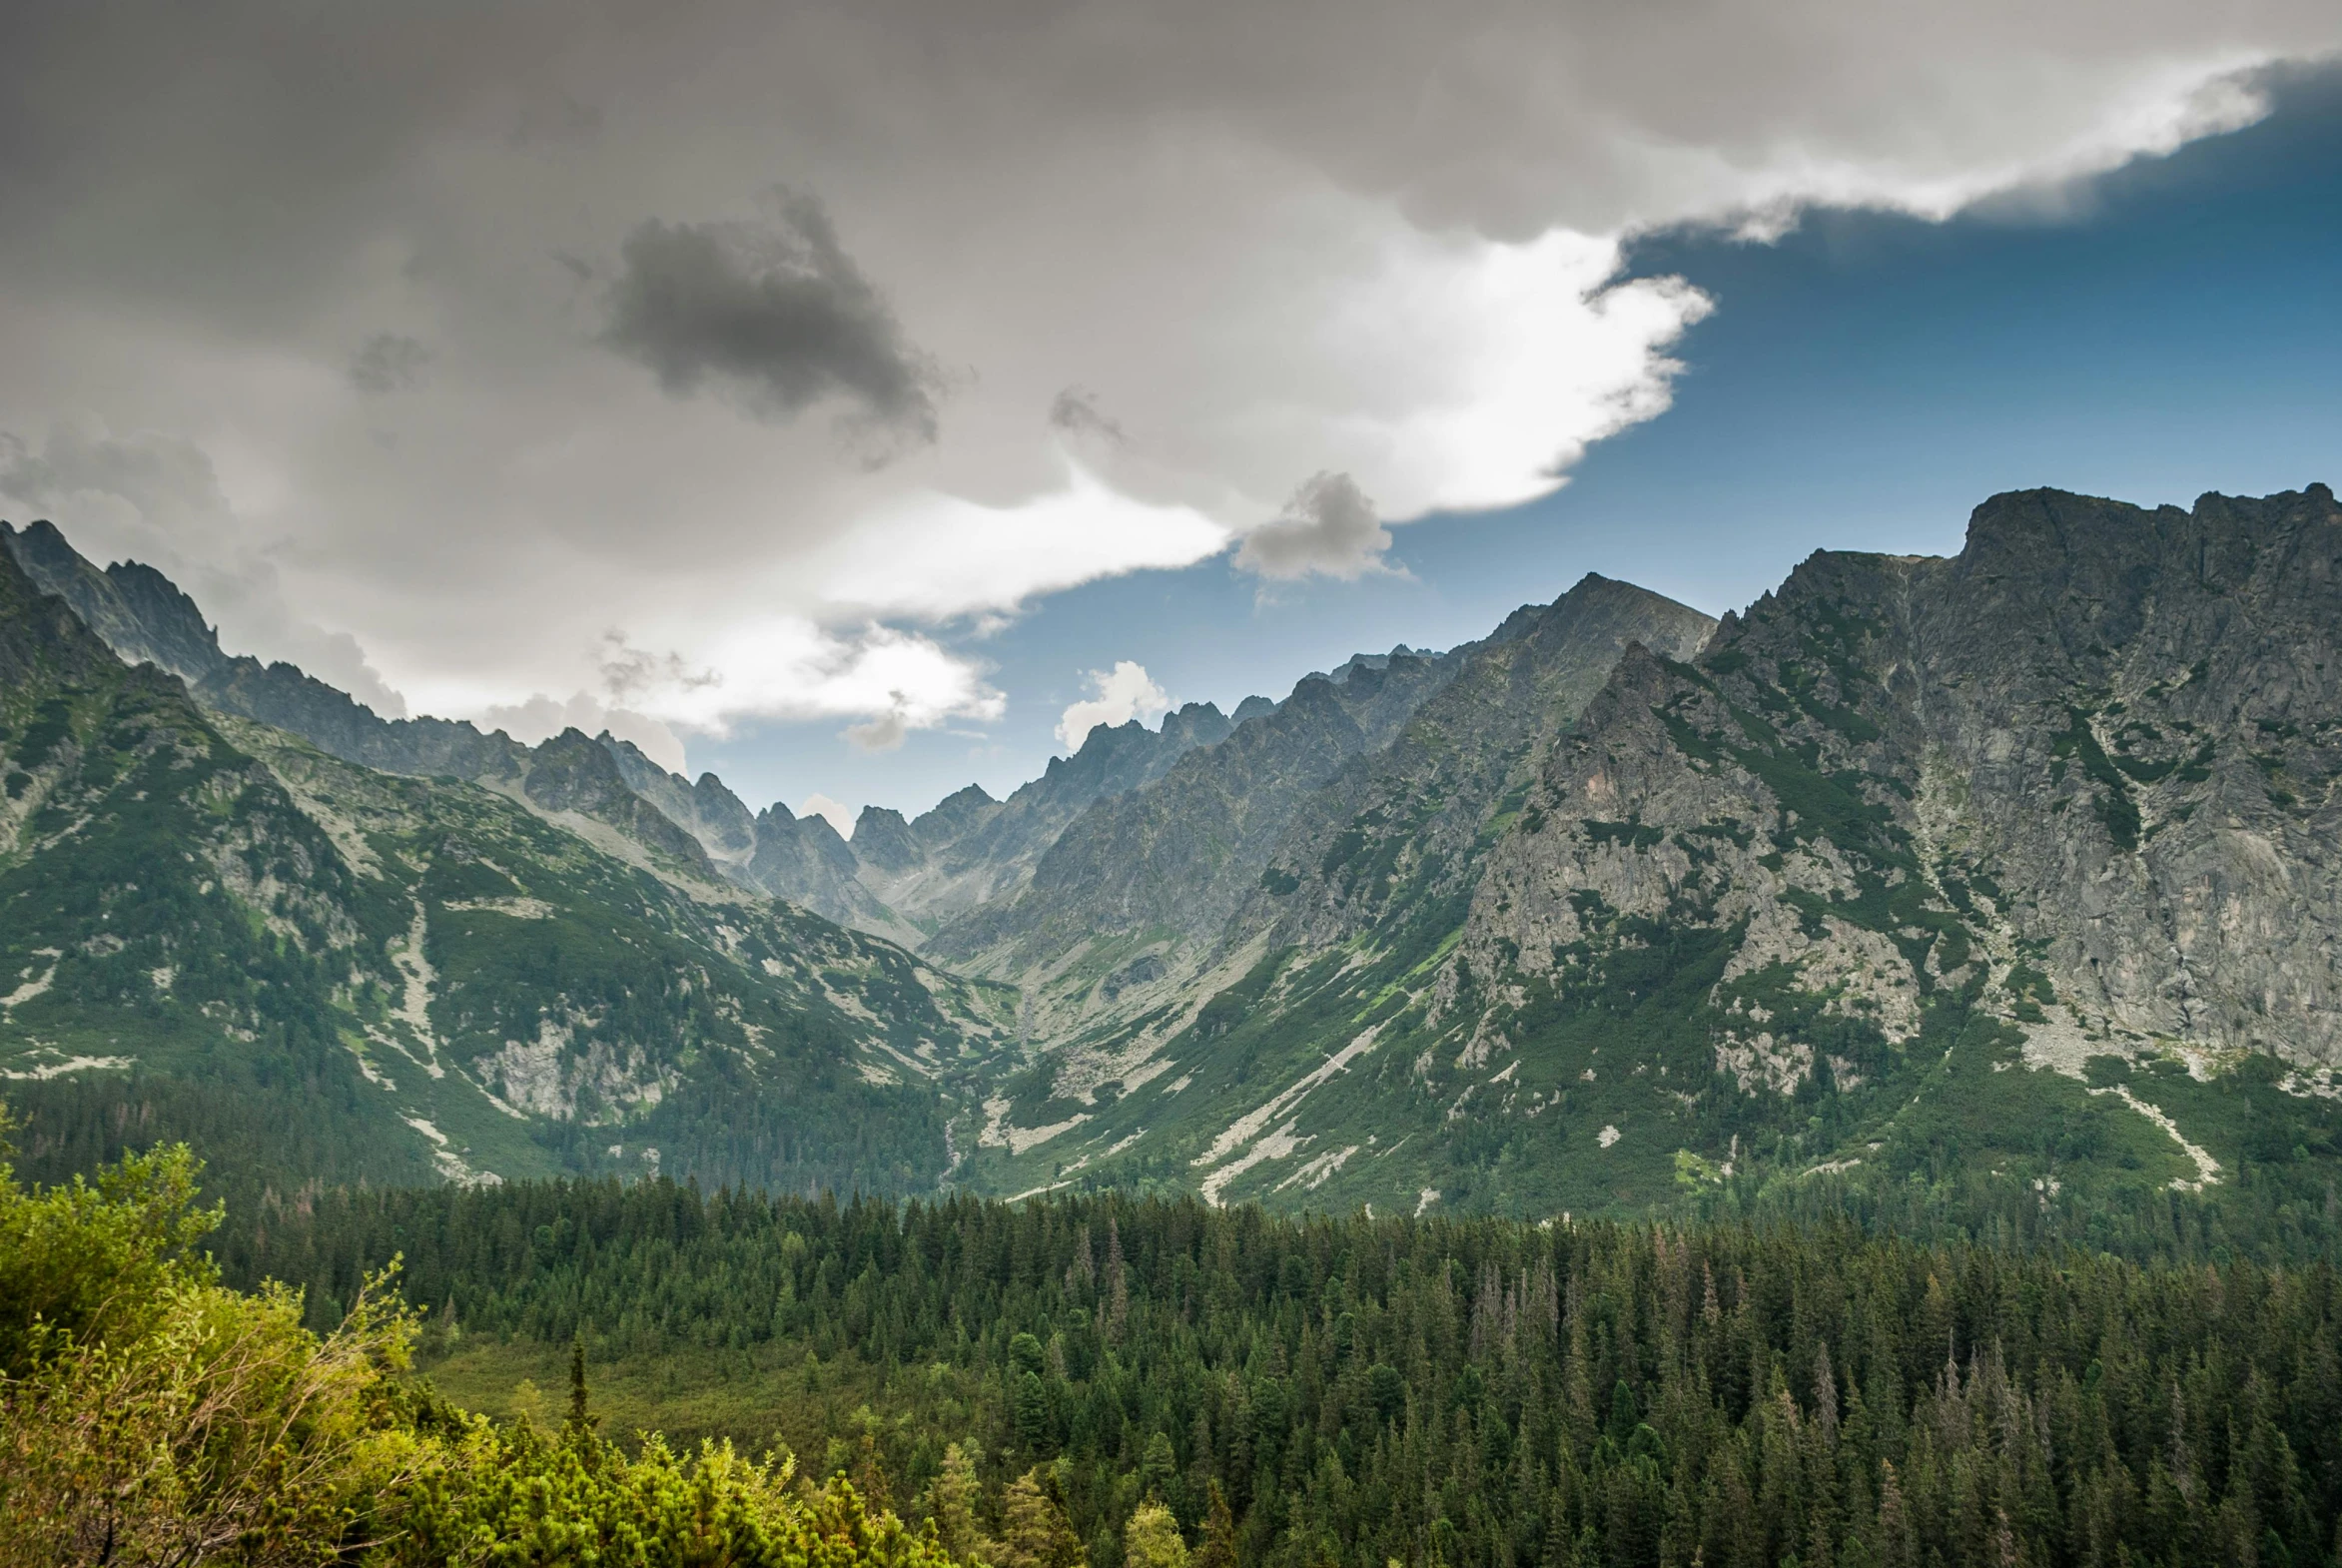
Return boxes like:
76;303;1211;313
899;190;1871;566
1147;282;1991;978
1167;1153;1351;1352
197;1164;2342;1568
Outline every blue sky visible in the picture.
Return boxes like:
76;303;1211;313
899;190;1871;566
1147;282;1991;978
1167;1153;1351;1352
691;65;2342;824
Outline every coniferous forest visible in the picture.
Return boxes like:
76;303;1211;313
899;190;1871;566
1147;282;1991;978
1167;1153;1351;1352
200;1172;2342;1568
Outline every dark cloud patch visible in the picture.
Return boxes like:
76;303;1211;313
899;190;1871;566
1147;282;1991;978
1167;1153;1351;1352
1049;386;1126;445
0;422;232;525
1235;471;1393;580
600;193;942;455
349;333;432;394
596;629;718;702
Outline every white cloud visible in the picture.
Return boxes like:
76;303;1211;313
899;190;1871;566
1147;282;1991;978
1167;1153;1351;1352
808;459;1230;621
1057;660;1172;751
417;616;1003;753
801;793;856;837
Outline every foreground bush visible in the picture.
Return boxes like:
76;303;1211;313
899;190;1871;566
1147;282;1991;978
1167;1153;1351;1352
0;1122;956;1568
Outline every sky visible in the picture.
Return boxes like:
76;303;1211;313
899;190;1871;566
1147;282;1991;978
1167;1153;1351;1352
1;6;2338;834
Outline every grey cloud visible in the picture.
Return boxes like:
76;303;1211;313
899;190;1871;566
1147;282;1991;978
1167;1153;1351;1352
844;706;912;752
350;333;432;394
0;422;231;527
2;5;2336;319
600;193;943;454
0;421;411;717
1235;472;1393;581
596;630;719;702
1049;387;1126;445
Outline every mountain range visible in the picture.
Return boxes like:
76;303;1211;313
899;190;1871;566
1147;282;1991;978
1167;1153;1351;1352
4;486;2338;1230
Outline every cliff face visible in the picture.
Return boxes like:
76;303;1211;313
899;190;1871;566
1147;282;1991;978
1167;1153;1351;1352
935;575;1722;1183
1243;574;1720;955
601;737;759;867
932;653;1464;971
1463;485;2342;1073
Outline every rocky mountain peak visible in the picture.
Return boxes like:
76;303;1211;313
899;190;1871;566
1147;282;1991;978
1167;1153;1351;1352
3;519;227;686
850;806;922;874
1160;700;1231;746
913;783;1003;844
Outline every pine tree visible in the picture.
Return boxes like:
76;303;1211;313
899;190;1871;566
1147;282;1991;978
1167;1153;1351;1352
1106;1218;1131;1347
1016;1369;1054;1453
856;1427;896;1515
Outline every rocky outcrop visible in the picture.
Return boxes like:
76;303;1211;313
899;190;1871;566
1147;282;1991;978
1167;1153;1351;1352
601;735;759;867
742;802;922;940
1242;574;1718;953
3;522;226;684
933;582;1714;986
858;704;1241;928
1461;485;2342;1069
519;728;723;879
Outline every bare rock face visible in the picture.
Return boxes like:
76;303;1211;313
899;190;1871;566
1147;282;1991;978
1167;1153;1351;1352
520;728;723;879
1243;573;1718;955
933;649;1472;971
859;705;1241;930
601;736;759;866
1462;485;2342;1071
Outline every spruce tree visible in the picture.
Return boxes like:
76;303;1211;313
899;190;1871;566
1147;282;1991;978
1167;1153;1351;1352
1194;1479;1238;1568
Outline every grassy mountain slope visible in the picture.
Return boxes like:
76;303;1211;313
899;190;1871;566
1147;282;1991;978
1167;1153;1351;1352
0;543;1021;1206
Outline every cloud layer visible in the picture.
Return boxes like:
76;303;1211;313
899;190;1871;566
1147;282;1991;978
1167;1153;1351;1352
1;0;2334;782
